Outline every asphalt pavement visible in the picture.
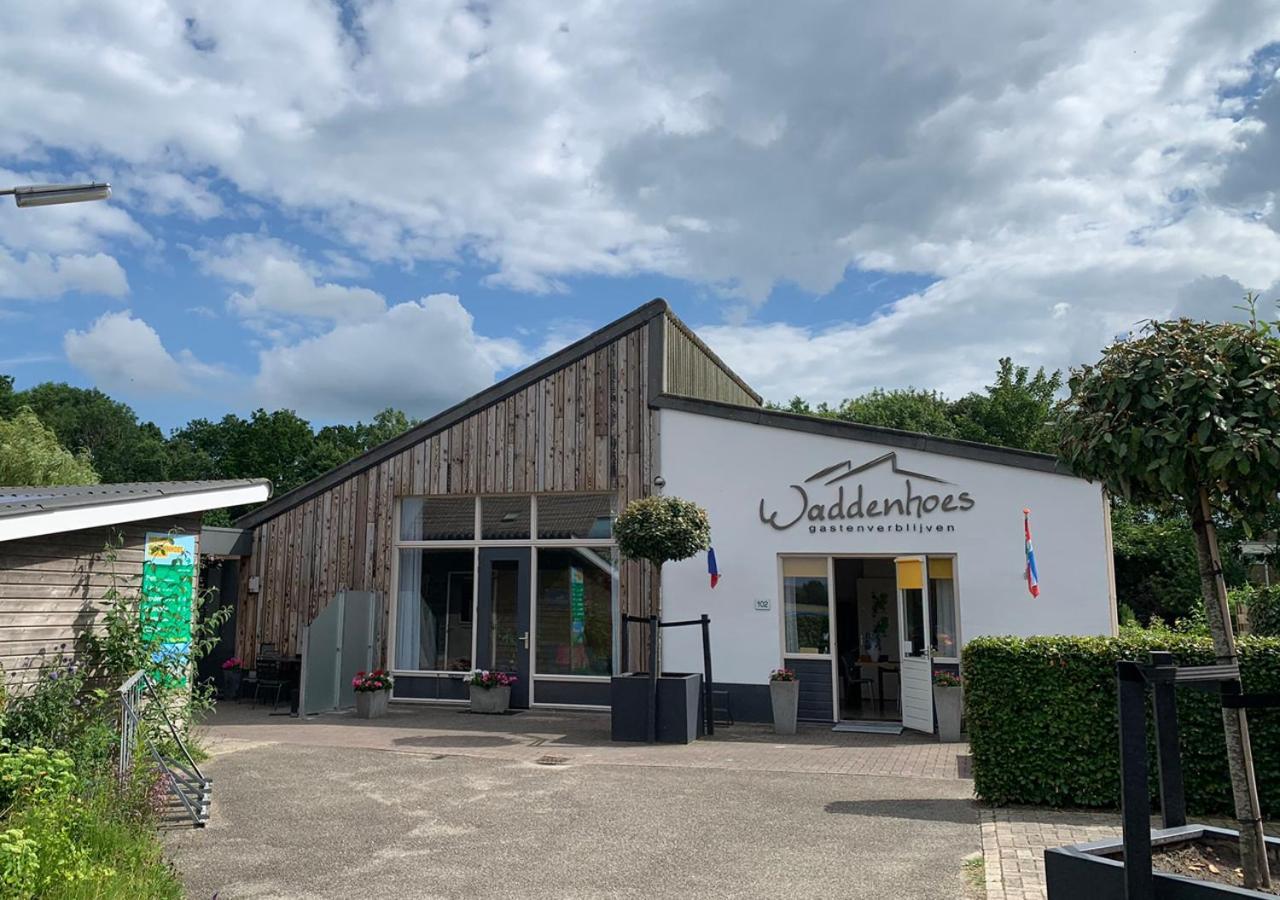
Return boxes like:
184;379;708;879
167;739;978;899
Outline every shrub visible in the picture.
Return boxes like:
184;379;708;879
0;745;79;809
1239;584;1280;638
614;496;711;568
964;633;1280;815
0;788;181;899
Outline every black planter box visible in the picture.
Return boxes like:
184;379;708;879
610;672;704;744
1046;825;1280;899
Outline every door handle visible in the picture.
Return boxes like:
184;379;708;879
520;631;529;650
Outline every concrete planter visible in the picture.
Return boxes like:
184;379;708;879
221;668;242;701
610;673;704;743
933;685;963;742
770;679;799;735
469;684;512;714
355;689;389;719
1045;825;1280;898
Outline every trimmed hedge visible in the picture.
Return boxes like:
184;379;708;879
964;633;1280;815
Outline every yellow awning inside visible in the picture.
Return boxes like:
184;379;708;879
895;558;923;590
928;557;954;580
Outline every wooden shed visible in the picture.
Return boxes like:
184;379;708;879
0;480;271;689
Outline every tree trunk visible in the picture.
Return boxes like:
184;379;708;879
1191;487;1271;890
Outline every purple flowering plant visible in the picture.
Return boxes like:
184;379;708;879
466;670;518;689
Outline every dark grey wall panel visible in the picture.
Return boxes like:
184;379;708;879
393;673;469;702
534;679;611;706
788;657;835;722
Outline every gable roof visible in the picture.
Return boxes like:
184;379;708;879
238;297;756;529
0;480;272;543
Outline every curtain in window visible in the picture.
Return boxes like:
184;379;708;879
395;550;423;669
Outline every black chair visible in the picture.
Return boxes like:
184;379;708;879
840;652;877;712
253;655;289;710
712;689;734;727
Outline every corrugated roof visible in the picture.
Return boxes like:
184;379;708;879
0;480;272;518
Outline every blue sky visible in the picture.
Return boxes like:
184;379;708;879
1;3;1278;432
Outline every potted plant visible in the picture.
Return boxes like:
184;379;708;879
769;668;799;735
467;670;517;714
221;657;243;700
353;670;393;718
611;495;712;743
932;669;963;742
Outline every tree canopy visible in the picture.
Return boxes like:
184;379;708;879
771;357;1060;453
0;407;99;486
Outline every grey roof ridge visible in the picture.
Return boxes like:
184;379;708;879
0;479;273;516
650;394;1079;477
234;297;675;529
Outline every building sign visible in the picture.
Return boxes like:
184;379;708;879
141;532;196;685
758;452;975;535
569;565;586;669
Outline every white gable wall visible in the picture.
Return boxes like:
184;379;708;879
657;408;1116;685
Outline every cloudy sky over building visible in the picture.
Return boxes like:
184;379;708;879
1;1;1279;428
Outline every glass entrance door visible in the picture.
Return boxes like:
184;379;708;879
475;548;531;707
894;556;934;733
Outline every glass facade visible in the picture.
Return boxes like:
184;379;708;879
393;548;474;671
400;497;475;541
394;496;619;683
782;557;830;654
535;547;618;676
537;494;615;540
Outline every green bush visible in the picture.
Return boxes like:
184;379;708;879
0;745;79;809
964;633;1280;815
0;788;181;899
1239;584;1280;637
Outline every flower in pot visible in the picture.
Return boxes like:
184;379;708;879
220;657;244;700
353;669;394;718
467;669;517;714
769;667;799;736
931;669;963;742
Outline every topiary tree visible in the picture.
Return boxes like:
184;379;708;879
614;495;711;670
1060;313;1280;889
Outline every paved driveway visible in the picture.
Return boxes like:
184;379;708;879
167;705;979;899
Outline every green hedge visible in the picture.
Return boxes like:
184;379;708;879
963;633;1280;815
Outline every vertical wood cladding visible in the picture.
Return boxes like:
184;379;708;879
238;325;659;668
662;314;762;408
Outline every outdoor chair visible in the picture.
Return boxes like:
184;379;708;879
712;689;734;726
253;655;289;710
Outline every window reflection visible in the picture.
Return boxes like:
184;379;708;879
394;548;473;671
535;547;617;676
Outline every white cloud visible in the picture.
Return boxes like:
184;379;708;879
0;249;127;299
3;2;1280;404
191;234;386;331
63;310;222;394
254;293;528;421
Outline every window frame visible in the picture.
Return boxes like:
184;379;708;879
389;495;620;690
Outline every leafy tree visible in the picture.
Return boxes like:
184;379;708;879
1109;502;1204;624
13;383;168;482
950;357;1062;452
1060;315;1280;888
0;407;99;485
768;358;1062;452
0;375;15;419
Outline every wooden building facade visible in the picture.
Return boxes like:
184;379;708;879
233;300;761;707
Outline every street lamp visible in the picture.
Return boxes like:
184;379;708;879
0;182;111;208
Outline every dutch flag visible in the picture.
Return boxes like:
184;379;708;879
708;547;721;589
1023;508;1040;598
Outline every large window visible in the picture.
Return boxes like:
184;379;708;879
537;494;615;540
401;497;475;541
394;548;474;671
782;557;830;655
535;548;617;676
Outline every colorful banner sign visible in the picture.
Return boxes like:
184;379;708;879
141;532;196;685
569;565;586;669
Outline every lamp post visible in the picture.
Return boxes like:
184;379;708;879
0;182;111;208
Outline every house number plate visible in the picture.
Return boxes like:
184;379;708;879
754;598;771;611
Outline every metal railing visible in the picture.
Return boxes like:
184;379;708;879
118;670;212;827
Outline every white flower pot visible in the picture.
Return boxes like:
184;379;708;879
470;684;511;714
355;689;389;719
770;679;799;735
